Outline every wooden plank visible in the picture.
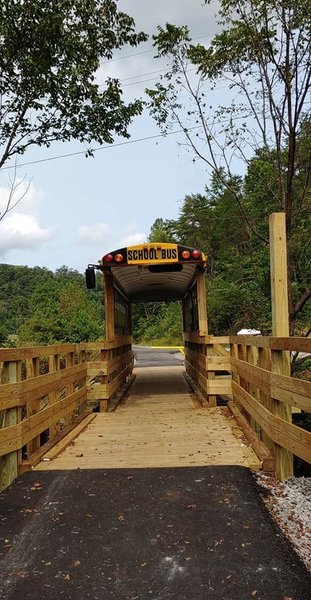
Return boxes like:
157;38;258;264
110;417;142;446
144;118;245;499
87;384;109;401
228;402;275;472
271;386;311;412
36;366;260;472
0;344;79;361
86;336;132;350
184;332;230;345
229;336;270;348
232;381;311;465
269;211;292;480
231;357;271;394
20;364;87;402
0;362;20;490
231;356;311;412
104;270;115;342
40;414;96;461
185;347;230;371
0;383;22;409
19;413;92;471
21;388;86;444
0;423;22;457
185;359;232;396
197;271;208;336
270;337;311;353
271;371;311;398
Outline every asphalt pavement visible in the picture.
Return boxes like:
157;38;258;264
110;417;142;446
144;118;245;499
0;467;310;600
133;346;184;368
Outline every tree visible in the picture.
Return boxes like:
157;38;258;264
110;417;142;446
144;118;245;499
0;0;147;220
148;218;176;243
146;1;311;329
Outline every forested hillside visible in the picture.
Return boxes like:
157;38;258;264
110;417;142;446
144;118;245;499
0;264;104;346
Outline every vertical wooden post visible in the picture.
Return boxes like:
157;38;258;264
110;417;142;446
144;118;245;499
0;361;19;490
26;357;41;456
48;353;61;439
258;346;274;451
269;212;293;479
104;271;115;342
197;272;208;336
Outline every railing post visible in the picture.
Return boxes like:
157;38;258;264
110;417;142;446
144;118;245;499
26;357;41;456
197;272;208;336
104;271;115;342
0;361;20;490
269;212;293;479
48;353;61;440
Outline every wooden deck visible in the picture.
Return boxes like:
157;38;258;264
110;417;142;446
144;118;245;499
36;366;261;471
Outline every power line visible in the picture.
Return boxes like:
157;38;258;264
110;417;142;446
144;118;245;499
1;127;203;170
1;107;282;172
101;33;215;66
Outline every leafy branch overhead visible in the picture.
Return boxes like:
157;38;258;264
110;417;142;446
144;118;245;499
146;0;311;330
0;0;148;173
147;1;310;224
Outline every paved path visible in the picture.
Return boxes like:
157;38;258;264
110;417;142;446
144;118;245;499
0;467;310;600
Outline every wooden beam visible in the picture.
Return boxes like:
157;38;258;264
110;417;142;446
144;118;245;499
228;402;275;472
197;271;208;336
104;270;115;342
269;212;293;480
0;362;19;490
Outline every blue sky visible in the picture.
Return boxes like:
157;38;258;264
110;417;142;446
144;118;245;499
0;0;221;273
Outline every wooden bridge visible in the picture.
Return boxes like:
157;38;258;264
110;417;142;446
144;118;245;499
0;213;310;491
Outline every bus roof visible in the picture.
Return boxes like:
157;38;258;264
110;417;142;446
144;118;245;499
96;243;207;302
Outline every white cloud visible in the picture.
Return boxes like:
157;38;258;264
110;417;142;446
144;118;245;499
0;212;56;254
78;223;113;245
0;180;57;255
77;221;146;253
119;232;146;247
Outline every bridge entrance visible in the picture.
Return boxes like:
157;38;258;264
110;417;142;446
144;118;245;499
33;244;259;472
1;214;309;490
85;242;231;410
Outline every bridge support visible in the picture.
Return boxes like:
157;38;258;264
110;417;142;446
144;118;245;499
269;212;293;480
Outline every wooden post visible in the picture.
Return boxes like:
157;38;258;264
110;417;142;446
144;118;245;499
269;212;293;479
48;353;61;440
197;272;208;336
0;361;19;490
26;357;41;456
104;271;115;342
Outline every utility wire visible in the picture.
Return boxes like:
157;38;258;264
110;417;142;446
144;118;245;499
101;33;215;65
1;109;275;171
1;127;203;170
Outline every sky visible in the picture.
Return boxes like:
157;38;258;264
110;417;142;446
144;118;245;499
0;0;222;274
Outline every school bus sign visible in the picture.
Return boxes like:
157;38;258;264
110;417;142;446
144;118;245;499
98;243;206;267
127;244;178;264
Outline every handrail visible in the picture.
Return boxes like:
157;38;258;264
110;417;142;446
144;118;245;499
0;338;133;490
229;335;311;479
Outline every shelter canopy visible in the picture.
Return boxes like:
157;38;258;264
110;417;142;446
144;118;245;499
97;243;207;302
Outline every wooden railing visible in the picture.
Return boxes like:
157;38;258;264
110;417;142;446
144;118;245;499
1;333;310;486
184;332;311;479
230;336;311;479
0;336;133;490
184;332;232;406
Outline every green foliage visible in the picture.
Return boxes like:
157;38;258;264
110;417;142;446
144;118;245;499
132;302;183;344
146;142;309;335
0;0;147;174
148;218;176;243
147;0;311;332
0;264;104;345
